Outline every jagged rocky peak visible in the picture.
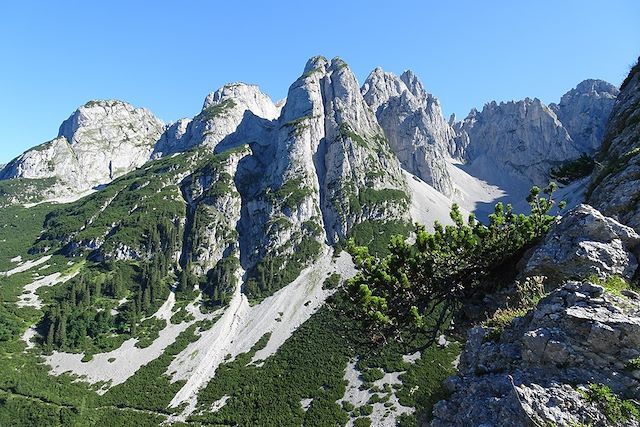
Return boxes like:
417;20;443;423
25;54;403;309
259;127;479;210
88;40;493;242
202;82;280;120
455;78;618;193
0;99;165;197
361;67;456;196
457;97;581;189
240;55;410;276
153;82;278;157
550;79;619;153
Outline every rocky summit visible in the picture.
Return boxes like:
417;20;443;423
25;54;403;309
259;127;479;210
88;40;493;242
0;55;638;427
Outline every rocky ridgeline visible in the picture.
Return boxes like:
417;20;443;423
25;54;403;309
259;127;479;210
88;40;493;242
0;56;618;213
361;68;456;196
0;100;165;198
431;204;640;426
153;83;280;157
453;80;618;191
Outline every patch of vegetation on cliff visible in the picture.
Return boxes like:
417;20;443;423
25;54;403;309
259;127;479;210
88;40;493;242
339;122;369;148
271;177;313;211
245;234;323;301
550;153;595;184
199;98;237;121
347;220;412;258
580;383;640;424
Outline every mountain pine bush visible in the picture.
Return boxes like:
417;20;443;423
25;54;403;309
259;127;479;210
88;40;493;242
346;184;564;344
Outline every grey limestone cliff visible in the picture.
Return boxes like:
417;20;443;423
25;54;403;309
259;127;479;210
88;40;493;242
362;68;455;196
1;100;165;197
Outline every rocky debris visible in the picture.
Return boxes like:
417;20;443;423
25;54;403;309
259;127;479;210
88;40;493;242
525;204;640;281
1;100;165;197
431;280;640;427
588;58;640;232
550;79;619;153
362;68;455;196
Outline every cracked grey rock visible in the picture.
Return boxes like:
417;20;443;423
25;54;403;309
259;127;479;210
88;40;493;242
432;281;640;427
525;204;640;281
1;100;165;198
362;68;455;196
589;59;640;232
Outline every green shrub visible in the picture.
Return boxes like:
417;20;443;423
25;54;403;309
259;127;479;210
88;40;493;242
589;275;633;297
323;273;342;290
580;383;639;423
483;307;528;341
627;357;640;370
361;367;385;383
347;184;562;342
354;417;372;427
359;404;373;416
550;153;595;184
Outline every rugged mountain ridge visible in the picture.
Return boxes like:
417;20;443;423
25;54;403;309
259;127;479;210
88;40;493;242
452;80;618;193
0;100;165;198
361;68;456;196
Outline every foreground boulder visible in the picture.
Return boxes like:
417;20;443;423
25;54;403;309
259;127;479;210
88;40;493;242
431;281;640;426
525;204;640;281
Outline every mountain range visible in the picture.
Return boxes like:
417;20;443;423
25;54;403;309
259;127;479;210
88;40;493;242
0;55;637;427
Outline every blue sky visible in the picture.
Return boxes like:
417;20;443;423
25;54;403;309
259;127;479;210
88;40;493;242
1;0;638;163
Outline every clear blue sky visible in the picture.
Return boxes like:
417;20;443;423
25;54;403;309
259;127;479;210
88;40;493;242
1;0;639;163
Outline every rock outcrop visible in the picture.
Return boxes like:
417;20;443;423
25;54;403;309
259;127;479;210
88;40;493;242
0;100;165;197
362;68;455;196
453;79;617;193
550;79;619;153
432;280;640;427
152;83;279;157
181;147;249;276
236;57;410;292
588;58;640;231
526;204;640;282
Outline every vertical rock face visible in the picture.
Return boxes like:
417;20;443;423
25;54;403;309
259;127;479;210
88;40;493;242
235;56;410;297
1;100;165;195
588;59;640;231
152;83;279;157
550;79;619;153
181;147;249;276
361;68;455;196
453;80;618;192
455;98;582;189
